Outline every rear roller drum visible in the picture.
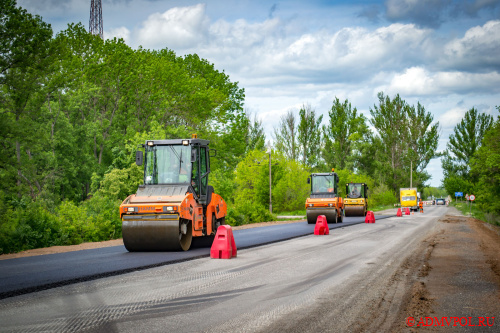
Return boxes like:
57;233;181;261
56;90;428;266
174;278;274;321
344;206;365;217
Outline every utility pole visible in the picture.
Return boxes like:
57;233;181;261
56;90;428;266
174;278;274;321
267;147;272;213
410;160;412;188
89;0;103;39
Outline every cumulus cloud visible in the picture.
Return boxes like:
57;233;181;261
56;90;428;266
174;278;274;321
137;4;209;49
443;20;500;71
385;0;450;28
104;27;131;44
384;0;500;28
437;106;469;129
194;20;434;86
383;67;500;96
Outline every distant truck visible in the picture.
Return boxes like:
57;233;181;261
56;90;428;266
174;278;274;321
400;188;418;212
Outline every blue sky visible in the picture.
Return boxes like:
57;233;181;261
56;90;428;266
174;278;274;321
18;0;500;187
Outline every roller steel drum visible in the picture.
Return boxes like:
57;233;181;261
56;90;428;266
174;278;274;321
344;205;366;217
306;208;337;224
122;214;192;251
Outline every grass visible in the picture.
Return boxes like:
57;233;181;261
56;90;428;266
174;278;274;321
370;204;397;213
450;201;500;226
275;210;306;221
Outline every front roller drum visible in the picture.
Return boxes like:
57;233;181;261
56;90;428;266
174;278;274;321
344;205;366;217
122;217;192;251
307;208;337;224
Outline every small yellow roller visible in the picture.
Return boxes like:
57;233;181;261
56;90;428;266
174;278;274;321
344;183;368;217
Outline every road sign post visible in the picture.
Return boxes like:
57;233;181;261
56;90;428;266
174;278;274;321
469;194;475;215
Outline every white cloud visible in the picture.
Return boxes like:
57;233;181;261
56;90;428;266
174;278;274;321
137;4;209;49
383;67;500;96
104;27;131;44
443;20;500;71
437;107;468;129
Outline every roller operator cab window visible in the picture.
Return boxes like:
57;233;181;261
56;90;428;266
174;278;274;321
347;184;364;198
312;175;336;194
144;145;192;185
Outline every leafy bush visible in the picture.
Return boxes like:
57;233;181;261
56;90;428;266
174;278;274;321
225;201;276;226
370;184;398;207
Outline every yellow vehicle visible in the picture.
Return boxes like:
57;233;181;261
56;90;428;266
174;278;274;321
305;170;343;224
344;183;368;216
400;187;418;212
119;135;227;251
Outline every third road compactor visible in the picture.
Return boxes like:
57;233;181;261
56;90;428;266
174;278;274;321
305;169;344;224
344;182;368;216
119;135;227;251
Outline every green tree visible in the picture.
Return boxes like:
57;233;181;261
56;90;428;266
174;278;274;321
370;92;439;193
322;97;369;170
0;0;58;199
273;110;298;161
297;104;323;168
442;107;494;179
246;112;266;151
470;110;500;216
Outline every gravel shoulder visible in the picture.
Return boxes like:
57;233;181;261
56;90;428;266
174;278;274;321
390;207;500;332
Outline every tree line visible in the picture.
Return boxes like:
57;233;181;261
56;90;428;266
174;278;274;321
441;107;500;223
1;1;496;253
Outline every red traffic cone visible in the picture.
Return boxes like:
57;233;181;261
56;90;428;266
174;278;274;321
210;225;237;259
365;211;375;223
314;215;329;235
397;208;402;217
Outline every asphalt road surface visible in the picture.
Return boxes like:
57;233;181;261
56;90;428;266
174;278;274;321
0;215;391;298
0;209;446;333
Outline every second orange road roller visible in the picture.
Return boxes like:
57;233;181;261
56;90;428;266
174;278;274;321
119;135;227;251
305;169;344;224
344;182;369;216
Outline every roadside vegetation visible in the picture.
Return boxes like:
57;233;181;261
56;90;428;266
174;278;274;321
1;1;496;254
441;107;500;225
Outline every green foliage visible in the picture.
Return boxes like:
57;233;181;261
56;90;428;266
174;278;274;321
209;168;236;204
370;184;398;207
297;104;323;168
273;110;298;161
226;201;276;226
442;107;494;180
272;159;310;212
369;93;439;193
0;3;248;253
246;112;266;152
422;187;447;200
470;113;500;215
323;97;369;171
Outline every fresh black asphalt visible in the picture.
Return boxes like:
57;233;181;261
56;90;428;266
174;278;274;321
0;215;392;299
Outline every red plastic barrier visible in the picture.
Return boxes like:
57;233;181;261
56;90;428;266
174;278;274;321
314;215;329;235
396;208;402;217
405;208;410;215
365;211;375;223
210;225;237;259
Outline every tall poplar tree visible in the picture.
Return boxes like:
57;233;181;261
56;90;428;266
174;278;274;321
297;104;323;168
273;110;298;161
322;97;368;170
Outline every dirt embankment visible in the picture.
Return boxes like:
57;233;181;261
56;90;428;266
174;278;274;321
391;209;500;331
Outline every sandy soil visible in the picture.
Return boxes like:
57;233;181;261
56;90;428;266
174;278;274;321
0;219;306;260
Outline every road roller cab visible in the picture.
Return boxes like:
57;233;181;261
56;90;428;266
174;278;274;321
344;183;368;216
305;170;344;224
119;135;227;251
